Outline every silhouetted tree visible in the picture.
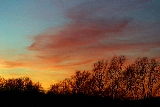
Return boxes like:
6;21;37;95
106;56;126;99
48;83;60;94
47;56;160;101
91;60;108;96
0;77;43;94
59;78;72;95
123;57;160;100
71;71;91;95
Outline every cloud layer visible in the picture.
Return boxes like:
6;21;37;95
4;0;160;73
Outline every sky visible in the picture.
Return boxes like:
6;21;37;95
0;0;160;90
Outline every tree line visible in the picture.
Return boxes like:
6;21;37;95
48;56;160;100
0;76;43;93
0;56;160;100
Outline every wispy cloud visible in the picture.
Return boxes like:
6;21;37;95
4;61;26;68
26;1;132;69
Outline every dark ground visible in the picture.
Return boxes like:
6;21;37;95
0;92;159;107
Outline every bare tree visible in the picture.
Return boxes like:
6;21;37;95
47;56;160;100
71;71;91;95
123;57;160;100
106;56;126;99
92;60;108;96
48;83;60;94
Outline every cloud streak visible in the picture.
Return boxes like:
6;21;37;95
4;61;26;69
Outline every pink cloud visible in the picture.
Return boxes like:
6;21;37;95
29;19;130;50
27;17;131;67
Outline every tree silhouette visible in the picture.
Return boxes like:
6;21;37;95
0;77;43;94
48;56;160;100
92;60;107;96
0;56;159;107
71;70;91;95
123;57;160;100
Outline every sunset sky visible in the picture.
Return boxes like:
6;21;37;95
0;0;160;89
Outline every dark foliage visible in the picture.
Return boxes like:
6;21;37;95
0;56;159;107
